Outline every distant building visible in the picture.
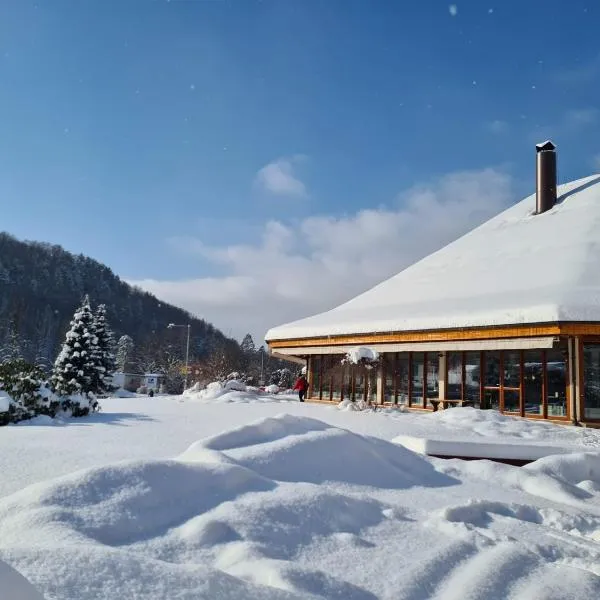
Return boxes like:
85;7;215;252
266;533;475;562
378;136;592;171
112;372;143;393
143;373;165;392
266;142;600;426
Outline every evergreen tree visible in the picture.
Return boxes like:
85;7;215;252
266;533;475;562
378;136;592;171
116;334;134;371
93;304;117;394
240;333;256;355
51;296;100;405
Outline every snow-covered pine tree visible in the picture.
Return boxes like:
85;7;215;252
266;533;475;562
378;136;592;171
115;334;134;371
93;304;117;395
240;333;256;355
51;295;100;414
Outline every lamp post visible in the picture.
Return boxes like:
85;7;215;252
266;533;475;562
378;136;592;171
167;323;191;392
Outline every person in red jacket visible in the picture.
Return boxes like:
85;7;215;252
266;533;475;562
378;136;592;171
293;374;309;402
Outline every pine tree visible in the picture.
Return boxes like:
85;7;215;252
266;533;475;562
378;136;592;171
51;296;100;411
93;304;117;395
116;334;134;371
240;333;256;355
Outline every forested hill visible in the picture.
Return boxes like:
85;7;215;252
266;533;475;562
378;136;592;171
0;232;237;368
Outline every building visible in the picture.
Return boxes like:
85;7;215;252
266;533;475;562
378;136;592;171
265;143;600;426
143;373;165;392
112;372;143;393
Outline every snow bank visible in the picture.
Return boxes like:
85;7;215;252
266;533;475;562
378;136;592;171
113;387;138;398
0;415;450;599
2;398;600;600
182;381;297;404
0;559;45;600
394;434;573;461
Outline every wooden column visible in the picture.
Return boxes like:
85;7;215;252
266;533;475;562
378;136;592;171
438;352;447;404
376;362;384;405
568;338;577;424
574;336;583;424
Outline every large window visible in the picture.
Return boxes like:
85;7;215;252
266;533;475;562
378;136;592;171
382;352;437;407
583;344;600;420
502;351;521;413
546;349;567;417
427;354;439;401
440;349;566;419
523;350;543;416
447;352;463;400
410;353;425;406
383;354;395;403
397;355;410;405
464;352;481;405
309;348;568;419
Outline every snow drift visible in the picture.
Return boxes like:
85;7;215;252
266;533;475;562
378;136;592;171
1;412;599;599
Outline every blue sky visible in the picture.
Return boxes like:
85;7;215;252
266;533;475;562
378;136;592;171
1;1;599;340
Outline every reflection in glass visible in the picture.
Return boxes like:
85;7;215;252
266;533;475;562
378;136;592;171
484;352;501;387
331;364;342;400
354;371;365;402
311;356;321;399
524;350;543;415
447;352;462;400
503;389;520;413
321;356;332;400
397;355;410;404
546;349;567;417
368;367;378;403
503;351;520;388
464;352;480;405
584;344;600;420
483;388;500;410
383;354;395;403
342;366;352;401
411;353;424;406
427;354;439;401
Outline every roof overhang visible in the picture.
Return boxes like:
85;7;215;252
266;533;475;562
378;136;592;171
267;322;600;353
273;336;559;357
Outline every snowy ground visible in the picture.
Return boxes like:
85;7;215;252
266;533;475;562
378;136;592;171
1;393;600;599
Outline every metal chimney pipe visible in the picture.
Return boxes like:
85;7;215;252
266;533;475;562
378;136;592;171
536;140;557;214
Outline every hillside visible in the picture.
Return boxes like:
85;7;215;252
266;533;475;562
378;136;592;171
0;232;237;369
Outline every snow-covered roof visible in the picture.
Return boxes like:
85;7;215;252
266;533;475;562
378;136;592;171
266;175;600;341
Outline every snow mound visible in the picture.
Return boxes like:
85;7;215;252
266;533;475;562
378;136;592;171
113;387;139;398
344;346;379;364
2;410;600;600
224;379;247;392
0;559;45;599
0;415;451;599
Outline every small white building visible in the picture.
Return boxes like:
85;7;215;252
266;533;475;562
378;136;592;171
143;373;165;392
112;372;143;393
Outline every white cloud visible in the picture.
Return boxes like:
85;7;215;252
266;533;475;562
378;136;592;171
485;120;509;134
564;108;599;128
448;4;458;17
130;168;514;343
591;154;600;172
255;156;307;197
530;107;599;143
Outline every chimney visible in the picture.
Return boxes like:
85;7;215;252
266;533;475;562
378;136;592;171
536;140;557;214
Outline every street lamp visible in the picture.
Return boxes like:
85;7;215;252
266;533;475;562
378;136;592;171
167;323;191;391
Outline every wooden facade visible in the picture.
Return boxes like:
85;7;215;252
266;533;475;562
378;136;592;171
268;326;600;426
